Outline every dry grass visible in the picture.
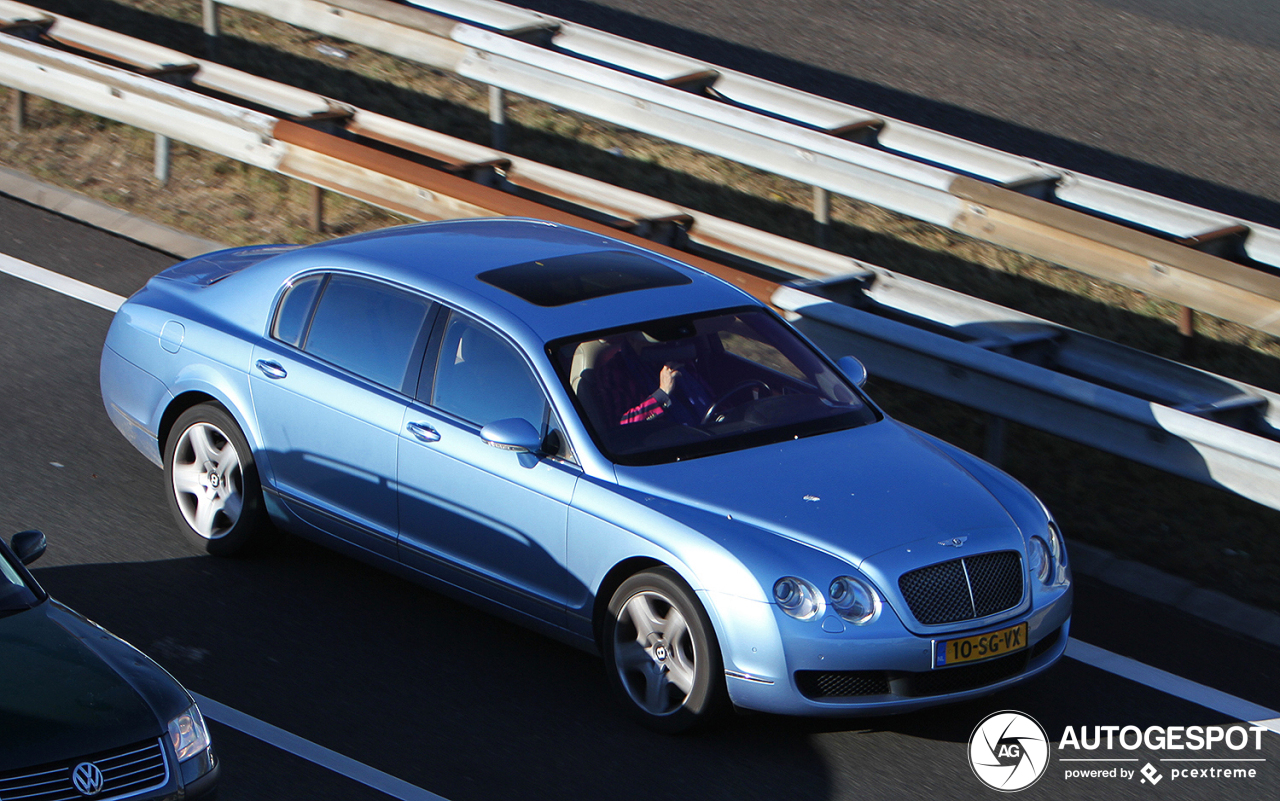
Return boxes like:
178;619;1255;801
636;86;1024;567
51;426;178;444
4;1;1280;613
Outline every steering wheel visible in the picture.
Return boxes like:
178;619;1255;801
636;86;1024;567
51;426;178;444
701;380;771;425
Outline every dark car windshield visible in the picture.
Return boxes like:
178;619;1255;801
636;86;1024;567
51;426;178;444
0;549;38;612
552;307;879;465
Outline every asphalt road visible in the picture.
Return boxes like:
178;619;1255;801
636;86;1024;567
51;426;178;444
2;194;1279;799
506;0;1280;228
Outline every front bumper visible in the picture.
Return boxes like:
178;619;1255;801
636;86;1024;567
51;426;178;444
714;584;1073;717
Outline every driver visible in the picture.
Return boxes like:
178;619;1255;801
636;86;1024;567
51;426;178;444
619;363;681;425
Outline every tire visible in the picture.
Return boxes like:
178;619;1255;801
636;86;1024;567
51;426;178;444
163;403;267;556
603;567;726;733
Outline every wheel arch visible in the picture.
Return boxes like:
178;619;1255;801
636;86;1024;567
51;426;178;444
157;391;220;457
592;556;665;651
158;384;263;469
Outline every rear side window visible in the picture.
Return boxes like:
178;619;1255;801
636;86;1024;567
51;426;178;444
290;275;433;392
273;275;325;347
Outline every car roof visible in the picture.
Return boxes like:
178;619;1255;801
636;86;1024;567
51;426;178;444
262;218;760;343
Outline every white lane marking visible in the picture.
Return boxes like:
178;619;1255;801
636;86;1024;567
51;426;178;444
192;693;449;801
1068;639;1280;735
0;252;125;311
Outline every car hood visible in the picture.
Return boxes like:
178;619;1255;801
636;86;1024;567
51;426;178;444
0;600;166;770
613;420;1022;566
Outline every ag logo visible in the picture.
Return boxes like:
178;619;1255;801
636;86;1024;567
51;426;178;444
968;710;1050;792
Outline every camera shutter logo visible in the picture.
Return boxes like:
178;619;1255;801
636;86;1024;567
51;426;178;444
969;710;1050;792
71;761;105;797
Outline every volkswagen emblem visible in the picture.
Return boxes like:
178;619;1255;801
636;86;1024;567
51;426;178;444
939;536;969;548
71;762;105;796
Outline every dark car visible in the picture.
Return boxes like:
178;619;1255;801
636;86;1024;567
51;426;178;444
0;530;219;799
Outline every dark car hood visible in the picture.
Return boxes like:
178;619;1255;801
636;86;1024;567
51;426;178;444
614;419;1020;566
0;600;166;770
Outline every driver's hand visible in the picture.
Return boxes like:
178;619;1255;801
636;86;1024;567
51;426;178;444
660;364;680;395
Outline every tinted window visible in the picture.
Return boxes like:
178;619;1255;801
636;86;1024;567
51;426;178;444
431;312;547;428
0;549;37;611
305;276;432;391
272;274;325;347
477;251;692;306
553;308;878;465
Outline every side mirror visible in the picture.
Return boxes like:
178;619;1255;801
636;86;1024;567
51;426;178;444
480;418;543;454
11;530;47;566
837;355;868;388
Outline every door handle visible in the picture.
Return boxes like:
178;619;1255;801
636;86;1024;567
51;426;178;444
255;359;287;379
407;422;441;443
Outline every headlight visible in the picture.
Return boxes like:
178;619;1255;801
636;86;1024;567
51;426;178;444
168;704;212;762
1029;536;1052;585
1047;522;1065;564
829;576;879;625
773;577;823;620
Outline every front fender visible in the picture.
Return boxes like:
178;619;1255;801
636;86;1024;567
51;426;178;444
567;477;869;680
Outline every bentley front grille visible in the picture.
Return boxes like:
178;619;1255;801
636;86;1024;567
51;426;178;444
898;550;1023;625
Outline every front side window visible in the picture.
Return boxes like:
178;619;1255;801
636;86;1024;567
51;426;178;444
283;275;432;392
429;311;548;429
0;550;38;612
553;307;878;465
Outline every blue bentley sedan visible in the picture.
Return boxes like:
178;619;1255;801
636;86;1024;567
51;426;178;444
99;218;1071;731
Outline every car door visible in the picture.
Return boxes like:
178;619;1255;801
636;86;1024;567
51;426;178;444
250;273;435;558
397;309;580;620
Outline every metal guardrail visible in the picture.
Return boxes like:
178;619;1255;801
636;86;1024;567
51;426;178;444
773;279;1280;511
186;0;1280;340
5;6;1280;513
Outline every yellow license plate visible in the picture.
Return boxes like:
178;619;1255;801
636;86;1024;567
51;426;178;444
934;622;1028;668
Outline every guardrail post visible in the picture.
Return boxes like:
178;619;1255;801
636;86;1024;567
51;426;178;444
984;415;1006;466
813;186;831;248
8;90;24;134
489;86;507;150
202;0;220;55
309;184;325;233
154;133;171;185
1179;306;1197;358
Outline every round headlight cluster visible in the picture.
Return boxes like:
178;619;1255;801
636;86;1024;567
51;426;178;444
773;575;880;625
1047;523;1065;564
1029;536;1052;584
773;577;823;620
829;576;879;625
1029;522;1068;586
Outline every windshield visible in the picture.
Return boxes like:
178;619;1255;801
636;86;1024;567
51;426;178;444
553;307;879;465
0;547;38;612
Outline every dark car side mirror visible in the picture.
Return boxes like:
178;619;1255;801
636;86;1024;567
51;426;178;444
837;355;868;388
11;530;47;566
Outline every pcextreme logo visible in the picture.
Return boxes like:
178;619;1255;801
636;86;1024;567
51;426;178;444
968;711;1051;792
968;711;1270;792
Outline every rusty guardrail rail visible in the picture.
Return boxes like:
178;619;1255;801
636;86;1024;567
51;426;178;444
5;5;1280;512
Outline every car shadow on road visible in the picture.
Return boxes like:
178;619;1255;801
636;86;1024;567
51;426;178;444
30;534;837;801
30;531;1278;800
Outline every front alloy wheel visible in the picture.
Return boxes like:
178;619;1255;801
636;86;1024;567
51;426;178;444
604;568;725;733
164;403;266;555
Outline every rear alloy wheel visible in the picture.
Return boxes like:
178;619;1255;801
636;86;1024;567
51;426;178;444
164;403;266;555
604;568;725;733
